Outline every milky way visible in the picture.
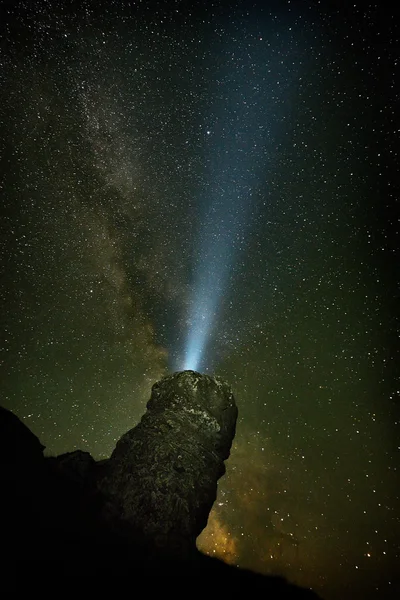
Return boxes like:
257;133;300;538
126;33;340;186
1;2;398;599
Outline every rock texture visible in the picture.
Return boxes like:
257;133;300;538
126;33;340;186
97;370;238;553
0;371;321;598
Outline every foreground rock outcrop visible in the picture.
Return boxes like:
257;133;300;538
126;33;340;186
97;370;238;554
1;371;320;597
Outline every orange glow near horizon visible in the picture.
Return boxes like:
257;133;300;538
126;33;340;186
197;508;238;565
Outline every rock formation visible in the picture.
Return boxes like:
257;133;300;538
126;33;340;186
0;371;321;597
97;370;238;554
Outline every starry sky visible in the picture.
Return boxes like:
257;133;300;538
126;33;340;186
1;1;398;598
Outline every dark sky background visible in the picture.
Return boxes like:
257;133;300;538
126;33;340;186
1;1;398;598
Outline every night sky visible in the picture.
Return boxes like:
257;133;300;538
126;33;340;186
1;1;399;598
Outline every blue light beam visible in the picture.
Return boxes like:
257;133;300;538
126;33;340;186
178;20;301;372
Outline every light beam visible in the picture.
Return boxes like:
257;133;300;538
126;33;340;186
175;19;302;372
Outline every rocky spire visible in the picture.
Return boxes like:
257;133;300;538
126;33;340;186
97;370;238;555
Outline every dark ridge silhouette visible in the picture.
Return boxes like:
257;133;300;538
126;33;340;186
1;371;321;597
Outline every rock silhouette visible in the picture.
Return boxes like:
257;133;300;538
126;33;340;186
1;371;321;597
97;370;238;554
